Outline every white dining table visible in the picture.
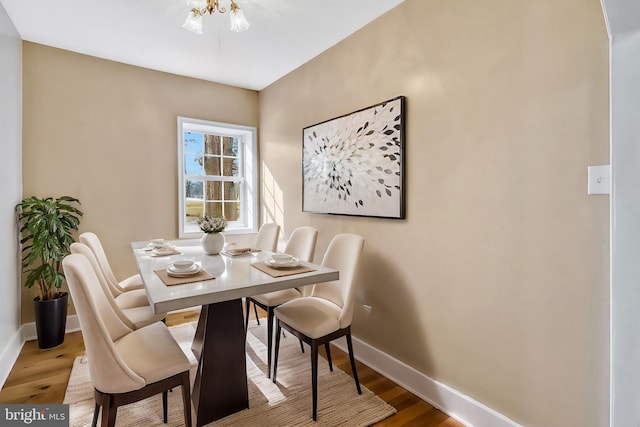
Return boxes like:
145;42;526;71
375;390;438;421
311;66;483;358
131;239;339;427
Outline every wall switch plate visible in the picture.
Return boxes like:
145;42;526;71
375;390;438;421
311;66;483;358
588;165;611;195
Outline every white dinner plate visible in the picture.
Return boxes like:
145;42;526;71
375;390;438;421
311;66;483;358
265;258;300;269
223;247;254;256
152;246;179;256
168;264;198;274
147;242;174;249
166;265;201;277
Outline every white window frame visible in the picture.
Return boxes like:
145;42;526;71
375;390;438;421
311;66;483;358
177;117;258;238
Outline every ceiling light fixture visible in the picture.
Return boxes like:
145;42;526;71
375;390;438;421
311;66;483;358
183;0;250;34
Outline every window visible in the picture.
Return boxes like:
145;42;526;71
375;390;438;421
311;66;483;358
178;117;257;237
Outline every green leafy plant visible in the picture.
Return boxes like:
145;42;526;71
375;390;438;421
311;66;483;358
16;196;83;300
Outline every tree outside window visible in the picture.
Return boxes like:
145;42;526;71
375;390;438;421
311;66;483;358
178;117;257;237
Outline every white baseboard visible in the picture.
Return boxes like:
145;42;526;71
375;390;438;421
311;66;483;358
8;314;519;427
332;336;522;427
0;328;25;389
21;314;81;342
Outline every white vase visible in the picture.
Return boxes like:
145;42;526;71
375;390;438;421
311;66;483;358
201;232;225;255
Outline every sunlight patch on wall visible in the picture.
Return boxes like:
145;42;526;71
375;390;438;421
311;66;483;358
261;164;284;228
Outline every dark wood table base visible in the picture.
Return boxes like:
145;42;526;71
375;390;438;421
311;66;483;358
191;299;248;427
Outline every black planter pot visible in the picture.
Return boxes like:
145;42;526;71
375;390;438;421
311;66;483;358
34;292;68;349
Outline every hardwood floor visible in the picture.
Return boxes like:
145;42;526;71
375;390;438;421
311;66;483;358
0;309;462;426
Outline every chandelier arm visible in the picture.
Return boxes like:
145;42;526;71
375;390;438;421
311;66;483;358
205;0;226;15
184;0;248;33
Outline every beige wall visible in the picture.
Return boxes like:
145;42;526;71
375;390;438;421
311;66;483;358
21;42;259;322
258;0;609;426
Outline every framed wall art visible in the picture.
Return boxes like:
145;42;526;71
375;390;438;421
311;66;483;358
302;96;406;219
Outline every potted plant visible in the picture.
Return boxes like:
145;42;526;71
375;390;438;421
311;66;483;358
16;196;83;349
198;215;227;255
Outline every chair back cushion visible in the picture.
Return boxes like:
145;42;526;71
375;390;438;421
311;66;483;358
254;223;281;252
311;234;364;328
62;254;145;393
79;232;124;296
70;243;136;330
284;226;318;262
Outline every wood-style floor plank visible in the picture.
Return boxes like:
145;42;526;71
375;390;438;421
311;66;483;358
0;331;84;405
0;309;463;427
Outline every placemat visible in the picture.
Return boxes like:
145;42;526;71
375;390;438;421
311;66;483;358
251;262;315;278
154;269;214;286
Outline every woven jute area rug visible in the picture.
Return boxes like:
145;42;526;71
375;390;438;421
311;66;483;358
63;320;396;426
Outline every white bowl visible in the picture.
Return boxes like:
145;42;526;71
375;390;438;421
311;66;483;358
172;259;195;271
271;253;293;261
149;239;172;249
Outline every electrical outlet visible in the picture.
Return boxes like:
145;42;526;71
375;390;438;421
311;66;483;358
362;304;373;316
588;165;610;195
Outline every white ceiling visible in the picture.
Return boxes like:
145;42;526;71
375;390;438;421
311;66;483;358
0;0;405;91
601;0;640;36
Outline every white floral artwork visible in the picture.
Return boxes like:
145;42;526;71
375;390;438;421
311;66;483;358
303;96;405;218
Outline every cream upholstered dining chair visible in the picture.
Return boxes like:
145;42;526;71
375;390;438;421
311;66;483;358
62;254;192;427
79;232;144;293
79;232;149;309
253;223;281;252
245;226;318;377
272;233;364;421
71;242;165;328
248;222;282;325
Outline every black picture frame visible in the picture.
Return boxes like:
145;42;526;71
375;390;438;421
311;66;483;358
302;96;406;219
